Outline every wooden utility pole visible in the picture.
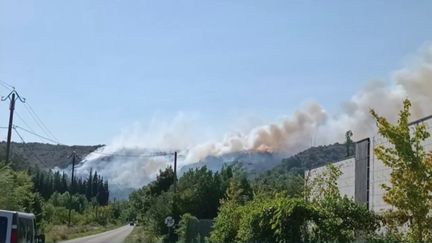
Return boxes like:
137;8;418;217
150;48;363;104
68;151;77;227
1;89;25;163
173;151;177;193
6;93;16;163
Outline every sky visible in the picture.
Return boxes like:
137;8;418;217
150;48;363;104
0;0;432;145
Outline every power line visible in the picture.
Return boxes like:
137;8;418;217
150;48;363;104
26;103;59;142
0;80;14;90
23;103;60;143
89;150;173;158
13;126;51;168
15;111;38;134
26;103;59;141
0;80;60;143
14;125;62;145
13;125;170;159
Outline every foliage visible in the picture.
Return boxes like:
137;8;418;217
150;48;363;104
253;171;305;197
176;213;200;243
175;166;223;219
149;166;175;196
211;195;316;243
345;130;354;157
211;164;378;243
371;99;432;243
0;163;34;211
141;191;174;237
209;200;241;243
306;164;378;243
32;168;109;206
236;197;315;243
125;225;163;243
0;142;101;169
253;143;349;197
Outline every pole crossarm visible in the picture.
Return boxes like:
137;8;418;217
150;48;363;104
1;89;26;103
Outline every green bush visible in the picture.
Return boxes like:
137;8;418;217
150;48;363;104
236;197;315;243
176;213;200;243
209;201;241;243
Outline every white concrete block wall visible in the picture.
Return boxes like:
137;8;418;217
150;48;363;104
307;158;356;199
307;116;432;214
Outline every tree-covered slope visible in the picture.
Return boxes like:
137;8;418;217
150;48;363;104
0;141;102;170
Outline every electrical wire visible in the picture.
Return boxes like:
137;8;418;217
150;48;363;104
13;126;52;168
15;111;38;135
14;125;174;158
27;103;59;142
14;125;62;145
89;150;174;158
23;103;60;143
0;80;14;90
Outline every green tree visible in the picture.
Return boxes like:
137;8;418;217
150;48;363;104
371;99;432;243
209;200;241;243
236;196;315;243
306;164;378;243
149;166;175;196
176;213;200;243
176;167;223;219
0;163;34;211
345;130;354;157
141;191;174;238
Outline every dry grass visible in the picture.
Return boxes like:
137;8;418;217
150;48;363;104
124;226;163;243
45;224;119;243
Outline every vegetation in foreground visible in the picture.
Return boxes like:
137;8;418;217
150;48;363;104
2;98;432;243
0;161;132;242
126;99;432;243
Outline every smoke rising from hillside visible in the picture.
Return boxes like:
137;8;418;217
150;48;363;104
185;103;327;162
78;44;432;190
187;45;432;161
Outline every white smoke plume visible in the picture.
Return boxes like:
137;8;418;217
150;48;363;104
77;44;432;191
185;103;327;162
74;113;202;189
187;44;432;161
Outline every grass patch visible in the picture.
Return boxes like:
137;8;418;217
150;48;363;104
124;225;163;243
45;224;120;243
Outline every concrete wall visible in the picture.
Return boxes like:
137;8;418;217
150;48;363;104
307;157;356;199
307;115;432;213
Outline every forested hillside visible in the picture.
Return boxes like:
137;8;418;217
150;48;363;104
253;142;350;194
0;141;102;169
272;142;350;172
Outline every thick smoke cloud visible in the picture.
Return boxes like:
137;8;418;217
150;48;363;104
324;45;432;143
77;44;432;190
185;103;327;162
74;113;200;188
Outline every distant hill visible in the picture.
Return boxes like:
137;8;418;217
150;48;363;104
180;151;285;176
181;142;351;177
252;142;351;193
0;141;102;170
269;142;351;173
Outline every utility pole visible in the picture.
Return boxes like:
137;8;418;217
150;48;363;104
173;151;177;193
1;89;25;163
68;151;77;227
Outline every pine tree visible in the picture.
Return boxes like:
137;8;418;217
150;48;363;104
86;169;93;200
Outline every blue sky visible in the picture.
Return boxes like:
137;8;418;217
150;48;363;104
0;0;431;145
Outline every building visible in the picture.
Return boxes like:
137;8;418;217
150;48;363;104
307;115;432;213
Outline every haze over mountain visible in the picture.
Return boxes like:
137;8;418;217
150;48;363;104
4;44;432;200
69;44;432;194
7;139;348;200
